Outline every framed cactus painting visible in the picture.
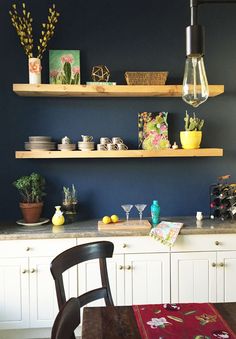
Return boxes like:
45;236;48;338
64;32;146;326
49;50;80;84
138;112;170;150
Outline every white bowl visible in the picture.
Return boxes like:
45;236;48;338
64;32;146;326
29;136;52;142
78;141;94;146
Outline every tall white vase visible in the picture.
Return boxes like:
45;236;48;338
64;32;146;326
28;57;42;84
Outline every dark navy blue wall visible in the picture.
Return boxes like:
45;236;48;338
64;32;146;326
1;0;236;221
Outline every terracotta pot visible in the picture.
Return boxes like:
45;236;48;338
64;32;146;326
20;202;43;223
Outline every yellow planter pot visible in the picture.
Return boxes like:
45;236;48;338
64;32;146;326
180;131;202;149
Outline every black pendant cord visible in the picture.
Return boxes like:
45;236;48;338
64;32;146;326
190;0;236;25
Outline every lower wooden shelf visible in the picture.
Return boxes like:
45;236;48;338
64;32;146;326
15;149;223;159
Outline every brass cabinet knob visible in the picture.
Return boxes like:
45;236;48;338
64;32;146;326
30;268;36;273
215;241;220;246
119;265;124;270
122;244;127;248
126;265;131;270
219;262;225;267
212;262;217;267
22;269;27;274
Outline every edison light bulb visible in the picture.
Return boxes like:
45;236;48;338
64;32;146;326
182;56;209;107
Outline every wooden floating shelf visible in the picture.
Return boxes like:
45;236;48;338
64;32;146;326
13;84;224;97
15;149;223;159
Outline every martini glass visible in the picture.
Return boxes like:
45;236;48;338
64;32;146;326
121;204;133;221
135;204;147;220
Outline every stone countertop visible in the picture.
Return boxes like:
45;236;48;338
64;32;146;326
0;217;236;240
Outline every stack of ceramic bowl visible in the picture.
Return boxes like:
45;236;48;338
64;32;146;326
58;143;76;151
78;141;95;151
25;136;56;151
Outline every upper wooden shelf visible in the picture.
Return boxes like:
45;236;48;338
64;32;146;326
15;149;223;159
13;84;224;98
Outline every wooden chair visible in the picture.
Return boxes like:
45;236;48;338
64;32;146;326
51;297;80;339
50;240;114;309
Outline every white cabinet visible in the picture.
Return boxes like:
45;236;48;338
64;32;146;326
77;236;171;306
171;252;217;303
217;251;236;302
171;234;236;303
0;239;77;330
0;257;29;329
0;232;235;334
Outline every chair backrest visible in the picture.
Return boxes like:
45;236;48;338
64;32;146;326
50;240;114;309
51;297;80;339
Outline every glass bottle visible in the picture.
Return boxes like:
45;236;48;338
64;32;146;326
151;200;160;226
62;185;78;224
52;206;65;226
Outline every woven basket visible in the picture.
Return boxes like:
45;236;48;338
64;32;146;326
125;71;168;85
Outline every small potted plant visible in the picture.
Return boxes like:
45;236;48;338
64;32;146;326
180;111;204;149
62;184;78;223
13;172;46;223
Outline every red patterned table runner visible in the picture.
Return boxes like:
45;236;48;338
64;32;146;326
133;303;236;339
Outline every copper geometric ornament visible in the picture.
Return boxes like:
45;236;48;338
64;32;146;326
91;65;110;82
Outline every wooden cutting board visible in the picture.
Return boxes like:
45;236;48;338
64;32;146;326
98;219;151;230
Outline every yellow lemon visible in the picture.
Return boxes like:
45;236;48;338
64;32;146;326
111;214;119;223
102;216;111;224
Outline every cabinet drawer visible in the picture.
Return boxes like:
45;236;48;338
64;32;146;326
77;236;169;254
0;240;32;257
27;239;77;256
171;234;236;252
0;239;76;257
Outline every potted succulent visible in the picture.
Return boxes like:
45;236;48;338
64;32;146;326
13;172;46;223
62;184;78;223
180;111;204;149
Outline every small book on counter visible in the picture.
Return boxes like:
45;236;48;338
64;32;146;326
150;221;183;247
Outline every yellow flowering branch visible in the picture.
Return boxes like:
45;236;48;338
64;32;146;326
9;3;60;59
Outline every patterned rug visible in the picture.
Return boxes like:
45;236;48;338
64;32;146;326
133;303;236;339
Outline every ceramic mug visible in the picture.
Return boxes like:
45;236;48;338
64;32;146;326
81;135;93;142
107;143;118;151
117;143;128;150
112;137;123;144
196;211;203;221
100;137;112;144
61;136;71;144
97;144;108;151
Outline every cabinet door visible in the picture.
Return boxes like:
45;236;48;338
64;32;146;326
171;252;217;303
29;256;77;328
78;254;125;306
125;253;170;305
0;257;29;329
217;251;236;302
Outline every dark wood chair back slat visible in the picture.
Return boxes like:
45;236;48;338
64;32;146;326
50;240;114;309
51;298;80;339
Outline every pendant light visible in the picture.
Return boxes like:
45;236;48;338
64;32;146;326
182;0;236;107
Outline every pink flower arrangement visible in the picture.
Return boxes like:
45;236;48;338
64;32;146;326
29;59;42;74
61;55;74;64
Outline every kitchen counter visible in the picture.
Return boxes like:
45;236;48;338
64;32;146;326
0;216;236;240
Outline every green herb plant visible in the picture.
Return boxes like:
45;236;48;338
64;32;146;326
184;111;204;131
13;172;46;203
63;184;78;206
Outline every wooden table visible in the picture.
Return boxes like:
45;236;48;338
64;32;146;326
82;303;236;339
